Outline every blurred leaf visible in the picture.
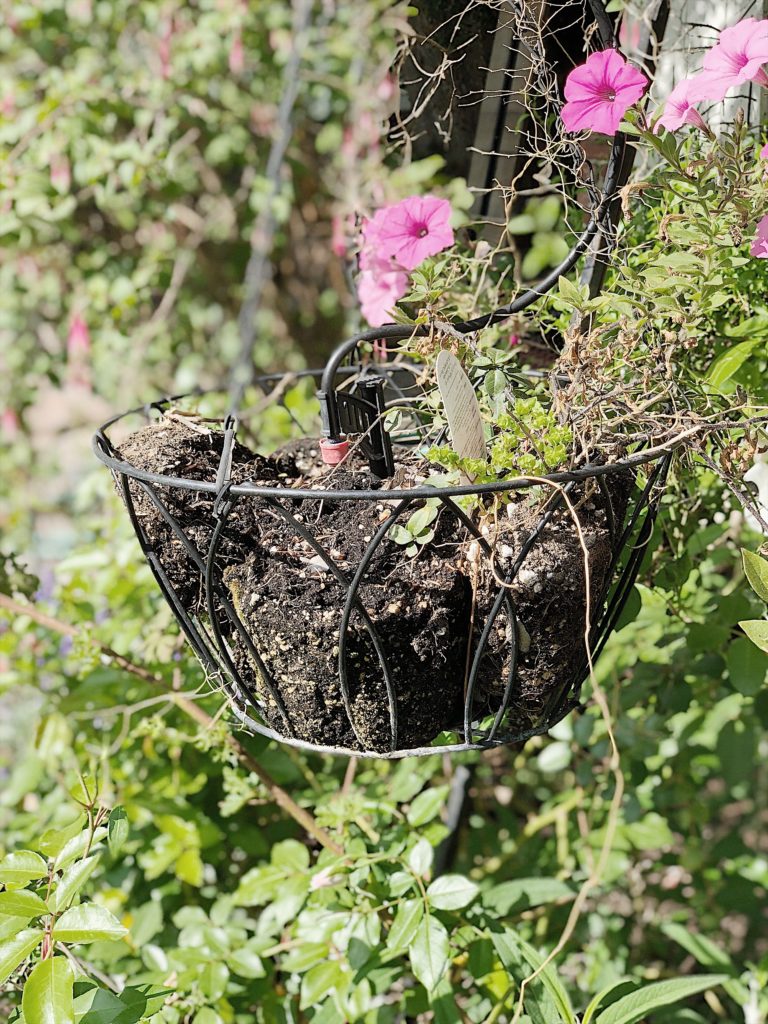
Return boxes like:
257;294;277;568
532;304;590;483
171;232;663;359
743;549;768;603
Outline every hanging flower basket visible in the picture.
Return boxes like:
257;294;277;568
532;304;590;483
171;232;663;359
92;360;672;758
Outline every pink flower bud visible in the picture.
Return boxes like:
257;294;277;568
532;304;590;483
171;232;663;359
67;313;92;389
229;30;245;74
159;19;174;80
508;334;521;348
1;409;19;438
331;215;347;258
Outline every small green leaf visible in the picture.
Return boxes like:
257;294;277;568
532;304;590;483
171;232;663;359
0;927;43;985
706;340;758;389
492;929;575;1024
557;275;585;310
740;619;768;654
407;786;449;827
0;851;48;889
0;889;48;919
49;855;100;915
108;807;129;858
22;956;75;1024
726;637;768;695
409;915;449;993
594;975;728;1024
387;898;424;951
38;816;86;859
408;839;433;877
426;875;479;911
300;961;346;1010
743;549;768;603
52;904;128;944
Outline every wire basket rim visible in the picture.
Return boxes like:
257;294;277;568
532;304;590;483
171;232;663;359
92;385;678;503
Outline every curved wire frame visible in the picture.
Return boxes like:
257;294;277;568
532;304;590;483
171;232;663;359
91;0;671;759
93;366;673;760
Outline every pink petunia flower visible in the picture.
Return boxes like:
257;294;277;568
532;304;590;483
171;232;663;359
655;78;708;133
508;334;521;348
689;18;768;102
750;215;768;259
561;49;648;136
760;142;768;159
364;195;454;271
357;268;408;327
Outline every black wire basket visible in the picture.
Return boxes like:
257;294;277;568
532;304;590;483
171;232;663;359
93;0;674;758
92;359;672;759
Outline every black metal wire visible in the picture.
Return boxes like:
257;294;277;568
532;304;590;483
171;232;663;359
94;368;673;759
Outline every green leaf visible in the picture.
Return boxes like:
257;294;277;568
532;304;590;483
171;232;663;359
408;839;433;877
299;961;346;1010
113;985;172;1024
199;962;229;1001
483;878;574;915
0;927;43;985
107;807;129;858
52;904;128;945
22;956;75;1024
409;915;450;993
491;929;575;1024
726;637;768;696
582;980;634;1024
56;829;107;871
706;340;758;389
743;549;768;603
38;817;86;860
0;889;48;919
426;875;479;911
387;898;424;951
49;856;100;915
594;975;728;1024
407;786;449;827
271;839;310;872
0;851;48;889
740;619;768;654
557;275;585;310
660;923;731;969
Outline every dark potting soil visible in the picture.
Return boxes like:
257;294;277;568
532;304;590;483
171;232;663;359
116;417;633;752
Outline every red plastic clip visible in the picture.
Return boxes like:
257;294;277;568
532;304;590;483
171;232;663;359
319;438;350;466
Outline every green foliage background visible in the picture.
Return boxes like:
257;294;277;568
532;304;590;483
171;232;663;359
2;3;768;1023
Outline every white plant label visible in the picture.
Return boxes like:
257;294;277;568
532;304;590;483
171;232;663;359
436;350;486;474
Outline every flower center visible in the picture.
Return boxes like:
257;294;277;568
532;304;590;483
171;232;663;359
600;87;617;102
415;223;429;238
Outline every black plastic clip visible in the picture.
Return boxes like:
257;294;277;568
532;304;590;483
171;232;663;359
317;376;394;478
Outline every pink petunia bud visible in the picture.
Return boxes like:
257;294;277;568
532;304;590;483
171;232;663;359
508;334;521;348
67;312;92;389
1;409;19;438
51;154;71;194
331;215;347;258
229;30;245;74
158;18;174;80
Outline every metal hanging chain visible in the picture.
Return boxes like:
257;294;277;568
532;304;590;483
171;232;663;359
228;0;313;418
